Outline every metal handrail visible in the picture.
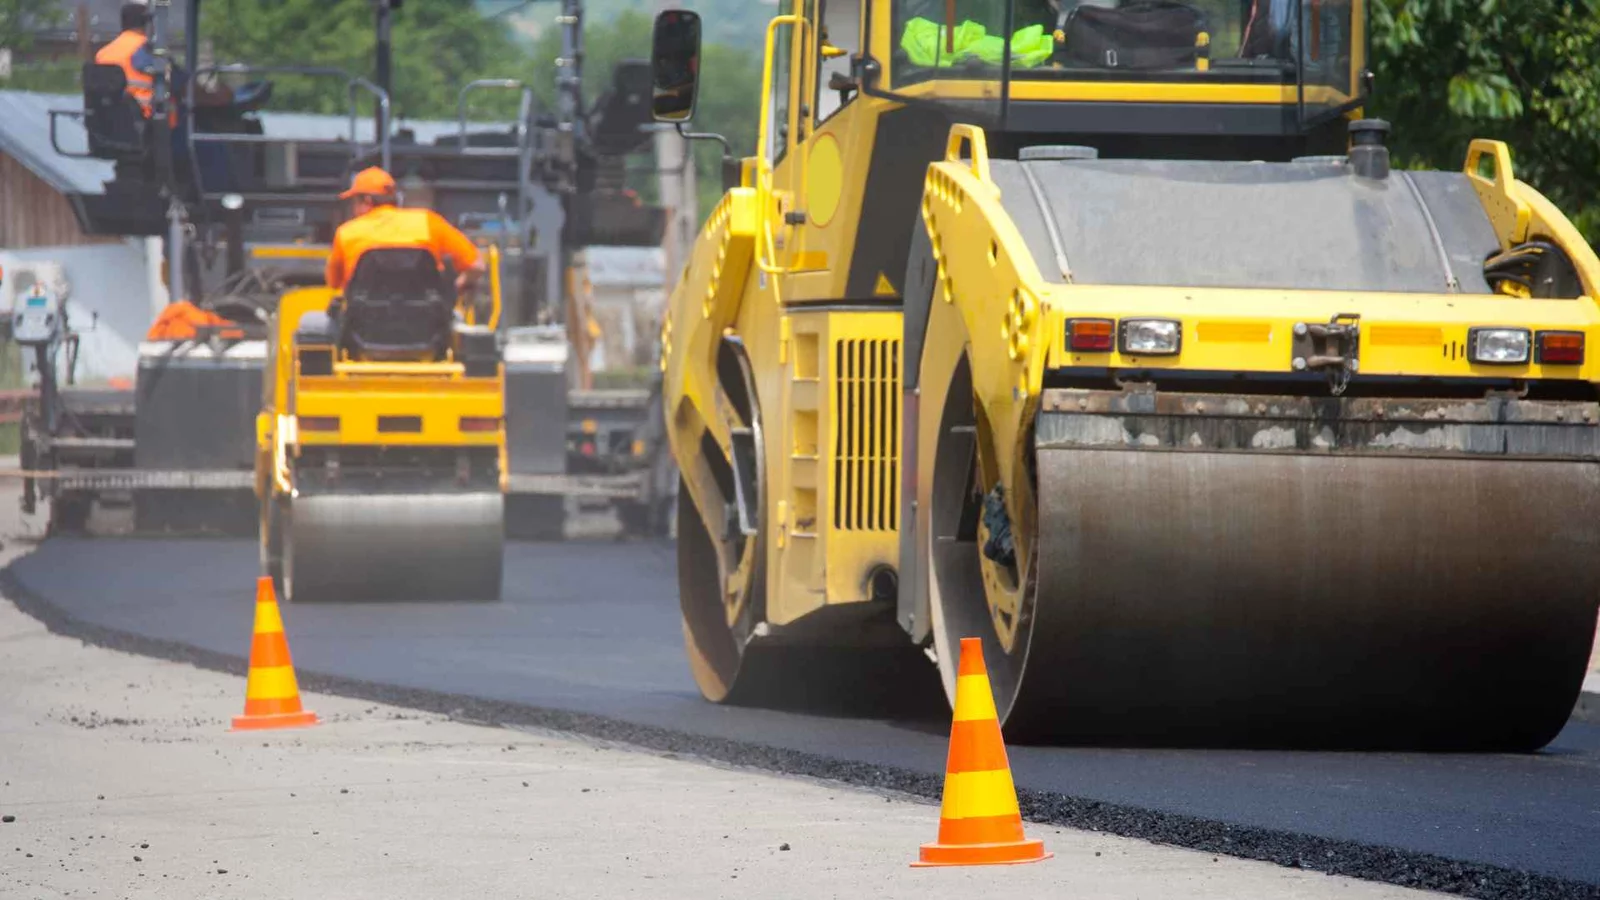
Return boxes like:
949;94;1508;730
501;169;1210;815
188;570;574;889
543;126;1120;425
453;78;539;252
188;64;392;172
46;109;96;159
456;79;532;151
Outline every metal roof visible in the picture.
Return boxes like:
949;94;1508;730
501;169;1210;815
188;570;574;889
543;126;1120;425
0;89;515;196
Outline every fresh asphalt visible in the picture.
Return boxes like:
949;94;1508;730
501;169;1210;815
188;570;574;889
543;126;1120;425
8;536;1600;899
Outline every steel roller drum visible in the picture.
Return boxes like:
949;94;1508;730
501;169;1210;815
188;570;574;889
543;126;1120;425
283;492;504;603
990;450;1600;750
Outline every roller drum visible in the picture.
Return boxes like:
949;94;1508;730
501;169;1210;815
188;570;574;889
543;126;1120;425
284;492;504;603
1000;451;1600;749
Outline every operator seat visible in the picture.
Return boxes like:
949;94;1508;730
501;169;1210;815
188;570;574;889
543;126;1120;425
334;247;455;362
81;63;149;166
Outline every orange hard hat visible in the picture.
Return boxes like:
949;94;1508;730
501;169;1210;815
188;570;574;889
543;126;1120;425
339;166;396;200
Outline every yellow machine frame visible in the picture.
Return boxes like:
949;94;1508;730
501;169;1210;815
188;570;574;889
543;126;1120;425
660;0;1600;730
255;246;509;514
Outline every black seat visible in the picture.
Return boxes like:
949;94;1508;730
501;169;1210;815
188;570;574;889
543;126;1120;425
335;247;454;361
82;62;148;162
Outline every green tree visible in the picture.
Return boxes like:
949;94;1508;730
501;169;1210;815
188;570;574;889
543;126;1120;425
0;0;62;52
0;0;72;92
524;9;761;223
1369;0;1600;243
203;0;525;121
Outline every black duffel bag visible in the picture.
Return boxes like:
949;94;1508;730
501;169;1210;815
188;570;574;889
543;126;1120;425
1058;1;1210;70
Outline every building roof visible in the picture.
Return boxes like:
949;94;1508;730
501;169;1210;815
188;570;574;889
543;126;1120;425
0;89;515;196
586;245;665;287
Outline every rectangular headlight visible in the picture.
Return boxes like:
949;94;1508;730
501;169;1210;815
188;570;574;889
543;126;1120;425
1119;318;1181;356
1468;327;1531;364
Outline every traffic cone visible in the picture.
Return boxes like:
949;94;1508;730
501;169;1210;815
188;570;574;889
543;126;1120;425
231;577;318;731
913;637;1051;867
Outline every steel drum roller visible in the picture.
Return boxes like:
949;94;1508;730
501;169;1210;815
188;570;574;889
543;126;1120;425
283;492;504;603
953;449;1600;749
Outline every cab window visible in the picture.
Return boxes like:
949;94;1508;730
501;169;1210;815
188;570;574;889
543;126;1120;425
887;0;1343;87
768;7;797;161
814;0;862;123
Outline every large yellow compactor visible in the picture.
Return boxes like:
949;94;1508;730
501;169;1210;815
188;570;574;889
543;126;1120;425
651;1;1600;749
257;246;507;603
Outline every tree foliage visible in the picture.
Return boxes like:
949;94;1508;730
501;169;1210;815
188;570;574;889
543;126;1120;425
0;0;71;91
522;9;761;221
203;0;524;121
0;0;62;54
1369;0;1600;242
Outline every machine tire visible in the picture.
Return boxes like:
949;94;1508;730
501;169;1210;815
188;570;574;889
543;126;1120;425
676;477;927;714
50;493;93;535
615;500;653;538
924;351;1037;730
260;497;285;596
676;473;756;701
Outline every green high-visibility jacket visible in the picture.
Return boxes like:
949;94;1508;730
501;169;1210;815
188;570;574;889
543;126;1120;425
900;17;1054;68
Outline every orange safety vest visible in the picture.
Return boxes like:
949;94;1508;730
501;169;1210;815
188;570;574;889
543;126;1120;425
146;301;243;341
95;30;154;116
324;206;481;292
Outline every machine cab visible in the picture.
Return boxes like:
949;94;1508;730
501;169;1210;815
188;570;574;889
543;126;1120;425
650;0;1370;302
876;0;1369;148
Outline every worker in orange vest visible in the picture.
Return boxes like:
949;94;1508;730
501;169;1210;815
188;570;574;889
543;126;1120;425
324;167;487;297
95;3;234;125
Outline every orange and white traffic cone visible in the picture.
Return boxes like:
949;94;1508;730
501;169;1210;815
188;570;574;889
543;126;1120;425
913;637;1051;867
231;577;318;732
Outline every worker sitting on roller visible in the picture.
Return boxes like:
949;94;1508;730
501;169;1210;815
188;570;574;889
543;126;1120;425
324;166;487;303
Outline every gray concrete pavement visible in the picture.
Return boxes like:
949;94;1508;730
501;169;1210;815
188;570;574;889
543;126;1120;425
0;575;1442;899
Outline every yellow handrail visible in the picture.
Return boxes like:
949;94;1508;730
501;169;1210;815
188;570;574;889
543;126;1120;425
487;243;503;330
945;123;992;185
754;13;808;281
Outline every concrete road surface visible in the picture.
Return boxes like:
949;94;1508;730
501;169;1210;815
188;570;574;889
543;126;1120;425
0;585;1441;899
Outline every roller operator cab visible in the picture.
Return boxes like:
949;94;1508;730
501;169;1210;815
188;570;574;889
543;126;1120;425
653;1;1600;750
257;246;508;604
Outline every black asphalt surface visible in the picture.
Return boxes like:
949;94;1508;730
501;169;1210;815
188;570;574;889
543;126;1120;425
8;536;1600;898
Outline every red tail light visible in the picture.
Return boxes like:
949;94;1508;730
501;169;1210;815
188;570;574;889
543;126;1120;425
297;416;339;432
459;416;501;433
1536;331;1584;365
1067;318;1115;352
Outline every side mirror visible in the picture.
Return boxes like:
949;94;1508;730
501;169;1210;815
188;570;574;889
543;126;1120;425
650;9;702;123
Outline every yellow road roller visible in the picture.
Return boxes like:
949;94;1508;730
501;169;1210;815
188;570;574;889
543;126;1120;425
649;1;1600;749
257;246;507;603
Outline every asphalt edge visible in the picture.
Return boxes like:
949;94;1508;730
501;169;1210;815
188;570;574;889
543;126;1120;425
3;562;1597;900
1574;677;1600;726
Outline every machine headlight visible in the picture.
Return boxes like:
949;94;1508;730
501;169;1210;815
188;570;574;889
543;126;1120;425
1119;318;1181;356
1468;327;1531;365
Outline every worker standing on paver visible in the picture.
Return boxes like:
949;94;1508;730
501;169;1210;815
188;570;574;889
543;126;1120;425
324;167;487;297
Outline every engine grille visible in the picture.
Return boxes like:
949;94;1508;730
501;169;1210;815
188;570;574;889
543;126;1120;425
832;337;900;532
